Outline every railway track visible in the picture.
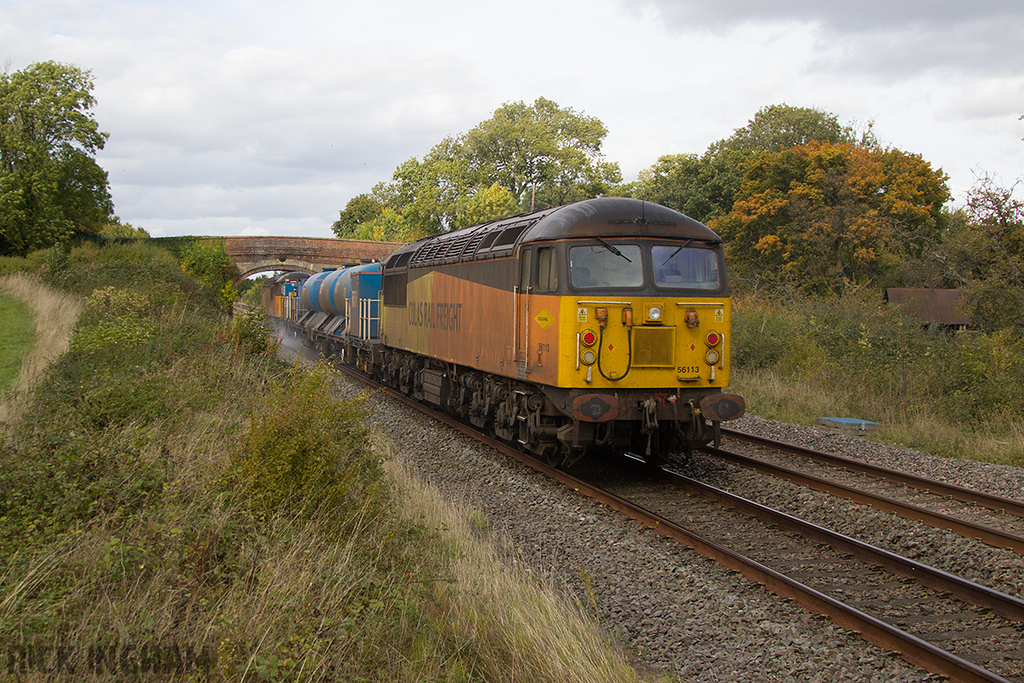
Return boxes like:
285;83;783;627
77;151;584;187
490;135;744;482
583;458;1024;683
715;428;1024;554
330;362;1024;682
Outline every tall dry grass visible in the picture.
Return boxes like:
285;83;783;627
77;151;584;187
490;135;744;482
382;453;648;683
0;274;82;427
731;367;1024;465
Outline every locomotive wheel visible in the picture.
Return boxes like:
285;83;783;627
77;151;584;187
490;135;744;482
544;446;566;469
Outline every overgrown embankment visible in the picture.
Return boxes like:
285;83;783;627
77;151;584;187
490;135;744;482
0;244;644;682
731;289;1024;466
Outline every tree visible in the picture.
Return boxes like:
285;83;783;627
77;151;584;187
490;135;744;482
709;103;864;156
181;241;239;301
936;175;1024;332
453;183;521;229
631;104;870;227
391;135;478;235
631;151;745;224
710;141;949;294
334;97;621;239
102;217;150;238
0;61;113;255
332;193;388;238
463;97;621;211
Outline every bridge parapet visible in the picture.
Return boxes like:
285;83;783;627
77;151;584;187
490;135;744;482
224;236;405;277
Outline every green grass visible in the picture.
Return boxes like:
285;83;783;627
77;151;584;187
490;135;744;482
0;290;34;393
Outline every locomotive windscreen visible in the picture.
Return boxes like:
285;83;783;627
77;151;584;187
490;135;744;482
569;244;643;288
652;245;720;291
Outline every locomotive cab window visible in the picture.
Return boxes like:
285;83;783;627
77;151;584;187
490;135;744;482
535;246;559;292
652;244;720;291
570;243;643;289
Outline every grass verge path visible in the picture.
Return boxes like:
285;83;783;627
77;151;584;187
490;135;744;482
0;274;82;425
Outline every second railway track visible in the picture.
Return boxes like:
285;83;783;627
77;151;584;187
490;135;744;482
583;457;1024;683
702;435;1024;556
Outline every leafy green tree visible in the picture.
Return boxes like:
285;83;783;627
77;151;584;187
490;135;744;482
335;97;620;238
332;192;388;239
360;207;410;242
463;97;621;211
391;135;477;235
453;183;521;229
709;103;864;156
0;61;113;256
631;151;745;224
101;217;150;238
180;241;239;302
936;175;1024;332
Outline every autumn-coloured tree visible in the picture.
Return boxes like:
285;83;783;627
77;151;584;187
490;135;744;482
710;141;949;293
631;104;867;226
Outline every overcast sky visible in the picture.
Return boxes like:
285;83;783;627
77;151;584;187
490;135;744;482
3;0;1022;238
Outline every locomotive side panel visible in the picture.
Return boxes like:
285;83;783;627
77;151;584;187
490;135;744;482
515;291;562;385
381;259;519;378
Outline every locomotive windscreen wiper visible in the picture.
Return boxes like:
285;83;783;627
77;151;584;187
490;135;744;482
660;239;693;266
595;237;631;262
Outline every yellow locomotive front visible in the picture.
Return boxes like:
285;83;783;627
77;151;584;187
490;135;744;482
559;240;732;390
515;231;744;464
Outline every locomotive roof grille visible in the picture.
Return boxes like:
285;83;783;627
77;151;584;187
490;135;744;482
459;232;489;261
438;232;477;262
386;198;721;270
492;225;528;247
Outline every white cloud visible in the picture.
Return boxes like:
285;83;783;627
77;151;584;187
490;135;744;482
3;0;1021;237
238;226;270;236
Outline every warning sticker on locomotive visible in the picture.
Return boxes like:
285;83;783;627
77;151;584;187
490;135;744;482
577;307;587;323
535;310;554;329
715;309;724;323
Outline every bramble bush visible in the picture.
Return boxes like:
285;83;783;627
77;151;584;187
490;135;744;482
229;307;275;356
234;363;386;524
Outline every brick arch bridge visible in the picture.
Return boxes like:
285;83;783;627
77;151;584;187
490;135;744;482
223;236;405;279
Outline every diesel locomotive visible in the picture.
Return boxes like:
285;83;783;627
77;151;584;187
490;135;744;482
264;197;744;467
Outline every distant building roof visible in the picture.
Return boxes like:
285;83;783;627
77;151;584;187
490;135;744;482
885;288;970;326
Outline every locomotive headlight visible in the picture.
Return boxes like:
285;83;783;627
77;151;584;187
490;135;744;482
647;305;662;322
581;349;597;365
705;348;720;365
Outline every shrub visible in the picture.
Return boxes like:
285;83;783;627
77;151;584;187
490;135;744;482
83;286;151;317
92;240;178;269
44;242;71;274
229;308;275;356
0;255;38;276
234;364;386;524
731;289;1024;461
